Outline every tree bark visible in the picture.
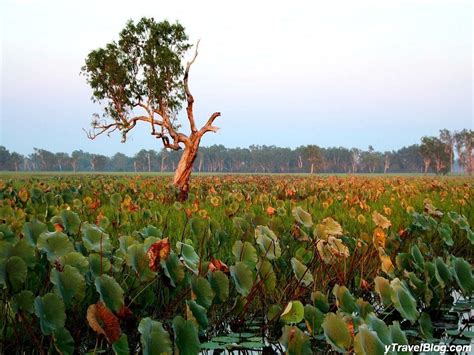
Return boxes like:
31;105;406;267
173;137;201;200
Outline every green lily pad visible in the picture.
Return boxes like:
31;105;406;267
34;293;66;335
281;300;304;324
172;315;200;355
191;276;214;309
322;312;352;352
291;257;313;287
390;278;419;324
209;270;229;303
95;275;124;313
81;223;112;253
280;325;313;355
292;207;313;228
230;262;254;296
138;317;172;355
37;232;74;262
50;265;86;307
353;324;385;355
232;241;258;267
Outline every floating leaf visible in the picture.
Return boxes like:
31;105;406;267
138;317;172;355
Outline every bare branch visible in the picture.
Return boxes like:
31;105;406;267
184;40;200;133
198;111;221;137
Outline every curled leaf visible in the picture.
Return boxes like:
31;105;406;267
146;238;170;271
87;302;121;343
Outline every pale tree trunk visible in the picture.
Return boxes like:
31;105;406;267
423;158;430;174
310;163;314;174
384;155;390;173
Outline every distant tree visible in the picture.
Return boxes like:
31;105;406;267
90;154;108;171
301;145;323;173
361;145;382;173
82;17;221;199
350;148;361;173
439;129;455;174
10;152;23;171
0;146;11;170
56;152;71;172
31;148;57;171
454;129;473;175
420;137;450;174
109;153;131;172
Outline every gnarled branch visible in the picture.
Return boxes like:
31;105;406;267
184;40;200;133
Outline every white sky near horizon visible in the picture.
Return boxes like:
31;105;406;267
0;0;472;156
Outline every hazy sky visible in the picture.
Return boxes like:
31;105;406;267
0;0;472;156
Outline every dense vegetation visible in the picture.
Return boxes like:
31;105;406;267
1;128;473;174
0;174;472;353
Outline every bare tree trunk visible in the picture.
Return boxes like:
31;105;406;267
310;163;314;174
147;153;151;172
423;158;430;174
173;138;201;200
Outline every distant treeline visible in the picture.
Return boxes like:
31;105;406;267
0;129;472;174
